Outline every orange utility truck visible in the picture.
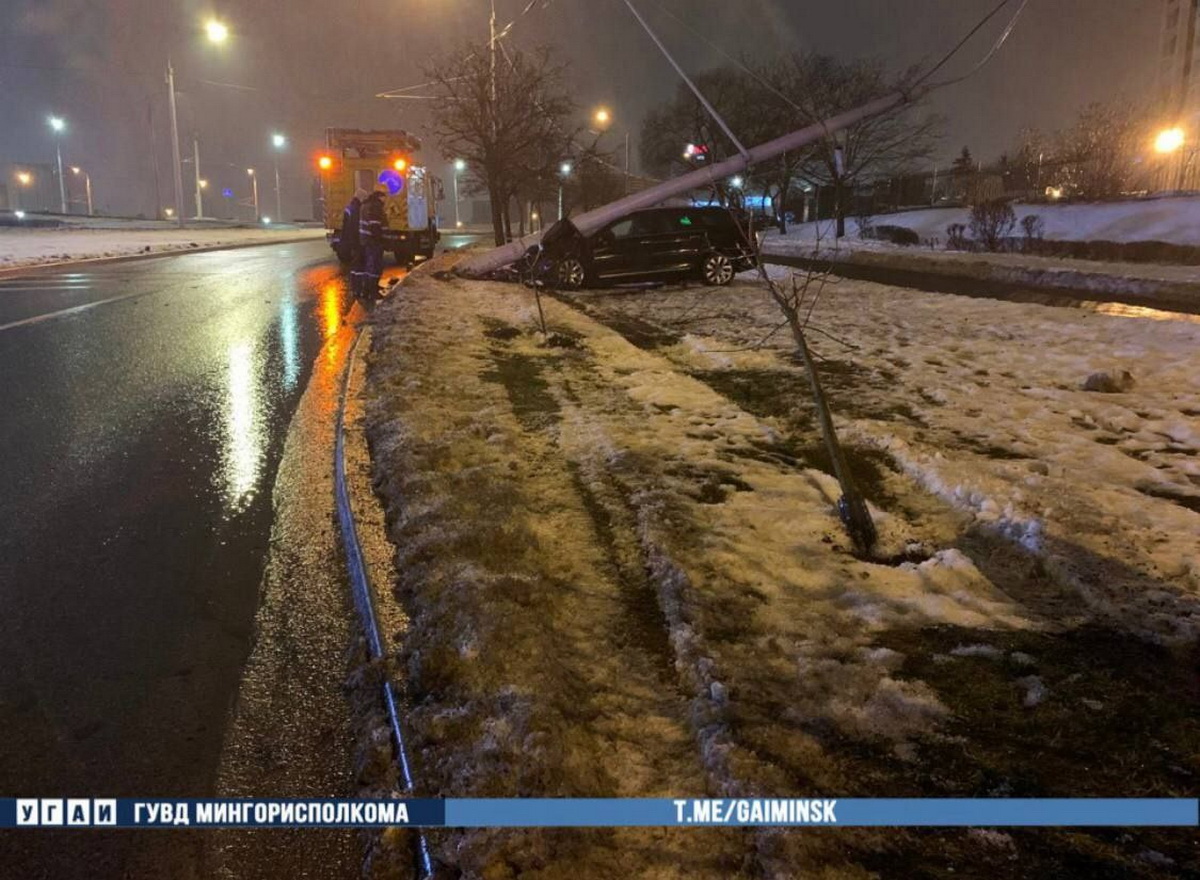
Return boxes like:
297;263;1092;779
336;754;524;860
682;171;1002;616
317;128;439;266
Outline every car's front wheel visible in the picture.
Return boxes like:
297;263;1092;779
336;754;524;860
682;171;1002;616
701;253;735;286
554;257;586;289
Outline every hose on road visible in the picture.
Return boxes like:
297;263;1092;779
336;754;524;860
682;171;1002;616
335;323;434;878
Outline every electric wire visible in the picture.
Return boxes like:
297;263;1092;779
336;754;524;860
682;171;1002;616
376;0;557;99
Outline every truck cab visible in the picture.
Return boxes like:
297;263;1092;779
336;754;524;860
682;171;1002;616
318;128;440;266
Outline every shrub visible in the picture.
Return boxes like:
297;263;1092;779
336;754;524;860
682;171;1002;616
969;200;1017;252
946;222;969;251
1020;214;1045;252
873;224;920;246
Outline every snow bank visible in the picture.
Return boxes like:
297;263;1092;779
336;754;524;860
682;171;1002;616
762;198;1200;305
0;226;325;271
778;196;1200;247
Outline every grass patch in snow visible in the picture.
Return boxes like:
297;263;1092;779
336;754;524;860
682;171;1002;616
552;294;682;350
566;462;677;673
480;349;561;432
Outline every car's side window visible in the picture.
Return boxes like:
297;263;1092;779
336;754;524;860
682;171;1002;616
606;218;635;239
630;213;671;236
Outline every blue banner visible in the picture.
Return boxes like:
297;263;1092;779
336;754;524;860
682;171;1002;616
2;797;1195;829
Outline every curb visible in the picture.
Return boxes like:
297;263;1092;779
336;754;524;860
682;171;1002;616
0;232;328;281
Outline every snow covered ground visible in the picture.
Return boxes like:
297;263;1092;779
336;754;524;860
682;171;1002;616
778;195;1200;247
764;224;1200;306
364;256;1199;876
0;226;325;271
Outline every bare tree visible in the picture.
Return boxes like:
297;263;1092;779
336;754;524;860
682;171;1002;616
424;43;577;246
778;55;940;236
1052;101;1147;199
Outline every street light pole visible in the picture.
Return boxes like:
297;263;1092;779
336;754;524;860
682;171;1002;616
248;169;259;220
624;132;630;195
193;135;204;219
489;0;496;119
271;133;286;220
71;167;93;215
453;159;465;227
166;59;185;226
162;21;228;227
48;117;67;214
558;161;571;220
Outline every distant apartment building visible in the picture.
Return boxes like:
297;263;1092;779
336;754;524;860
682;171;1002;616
1158;0;1200;187
1160;0;1199;113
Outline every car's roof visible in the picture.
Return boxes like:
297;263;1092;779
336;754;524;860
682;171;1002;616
636;205;731;213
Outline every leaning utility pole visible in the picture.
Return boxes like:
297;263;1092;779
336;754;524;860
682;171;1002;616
456;91;909;277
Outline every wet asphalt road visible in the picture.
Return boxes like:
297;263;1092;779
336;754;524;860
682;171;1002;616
0;237;476;877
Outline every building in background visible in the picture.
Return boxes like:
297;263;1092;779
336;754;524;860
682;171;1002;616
1;163;57;213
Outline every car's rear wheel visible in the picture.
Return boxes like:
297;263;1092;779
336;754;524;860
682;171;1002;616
701;253;735;286
554;257;586;289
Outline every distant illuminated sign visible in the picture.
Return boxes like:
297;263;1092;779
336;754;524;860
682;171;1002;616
377;169;405;196
223;188;234;199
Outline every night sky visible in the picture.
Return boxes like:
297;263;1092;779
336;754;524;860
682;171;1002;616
0;0;1162;218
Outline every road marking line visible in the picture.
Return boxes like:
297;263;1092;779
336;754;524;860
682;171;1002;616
0;284;94;292
0;290;155;333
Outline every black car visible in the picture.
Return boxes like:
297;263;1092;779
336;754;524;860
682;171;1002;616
525;206;757;289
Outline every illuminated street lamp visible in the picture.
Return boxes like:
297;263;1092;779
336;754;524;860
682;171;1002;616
71;166;93;215
453;158;466;227
1154;127;1193;190
205;19;229;43
271;132;286;220
247;168;259;221
48;116;67;214
1155;127;1185;154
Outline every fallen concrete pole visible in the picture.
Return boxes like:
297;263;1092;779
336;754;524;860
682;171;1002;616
457;90;911;277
